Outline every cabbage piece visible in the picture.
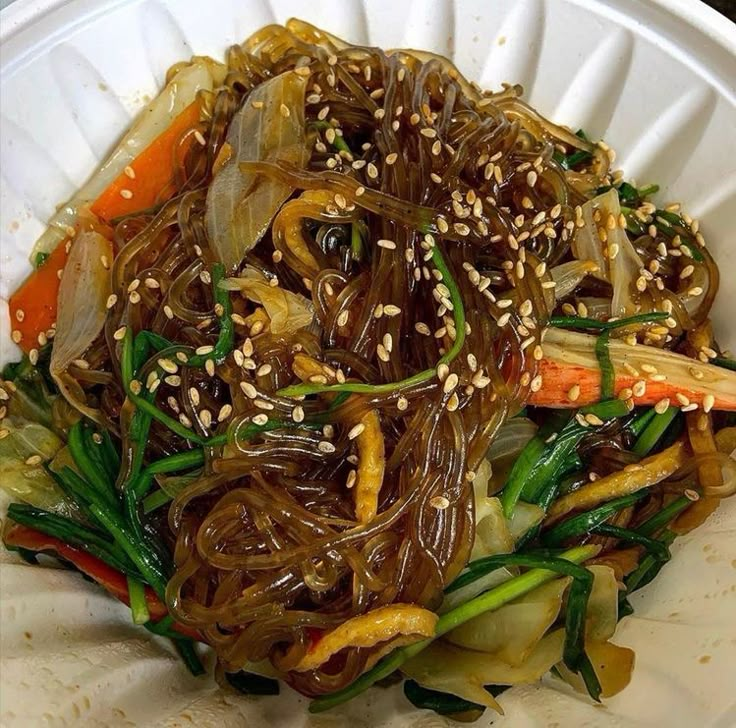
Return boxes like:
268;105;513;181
220;266;313;334
206;72;309;270
572;188;644;317
402;629;566;711
50;231;112;423
32;59;222;258
584;565;619;642
445;577;571;664
556;640;635;699
0;416;76;517
550;260;600;301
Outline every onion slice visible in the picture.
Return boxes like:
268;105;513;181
50;232;112;423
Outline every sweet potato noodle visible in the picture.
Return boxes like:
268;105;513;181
59;20;724;697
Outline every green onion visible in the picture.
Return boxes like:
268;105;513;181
351;222;363;261
712;356;736;372
142;489;174;514
127;577;151;625
632;406;678;456
626;408;657;439
542;491;648;547
277;241;465;398
68;421;119;507
548;311;669;331
174;640;205;676
403;680;483;716
590;524;671;562
595;330;614;400
34;251;50;268
635;495;692;537
623;530;676;595
185;263;234;367
309;545;598;713
501;399;631;517
225;671;280;696
5;504;136;576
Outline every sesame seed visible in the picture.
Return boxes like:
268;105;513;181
430;495;450;510
119;189;133;200
217;404;233;422
431;140;442;156
654;398;670;414
575;413;589;427
158;358;178;374
348;423;365;440
25;454;43;466
436;363;450;381
377;239;396;250
675;393;690;407
29;349;39;365
396;396;409;411
113;326;127;341
567;384;580;401
195;345;214;356
703;394;715;413
129;379;142;395
632;380;647;398
618;387;633;401
497;312;511;327
585;413;604;426
519;299;533;317
318;440;336;454
164;305;174;320
443;373;459;394
415;322;430;335
530;374;543;392
252;414;269;426
165;374;182;386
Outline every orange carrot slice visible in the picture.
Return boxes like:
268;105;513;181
8;240;70;353
90;99;201;222
530;328;736;411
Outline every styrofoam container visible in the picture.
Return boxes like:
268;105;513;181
1;0;735;725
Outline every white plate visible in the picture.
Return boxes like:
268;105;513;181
1;0;735;726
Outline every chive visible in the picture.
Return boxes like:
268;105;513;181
403;680;483;716
127;577;151;625
277;241;465;398
502;399;631;516
638;184;659;198
548;311;669;331
185;263;234;367
623;530;676;594
653;211;704;262
712;356;736;372
68;421;119;507
225;671;280;696
635;495;692;537
626;408;657;439
542;491;648;547
34;251;50;268
309;545;598;713
632;406;678;456
6;504;136;576
133;331;174;371
174;639;205;676
590;524;671;562
143;489;173;514
595;330;614;400
561;149;592;170
309;121;352;155
89;504;168;600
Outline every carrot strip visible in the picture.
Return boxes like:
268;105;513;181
8;240;70;353
90;100;201;222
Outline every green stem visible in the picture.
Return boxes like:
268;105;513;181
68;421;118;506
590;524;670;562
712;356;736;372
278;241;465;398
186;262;234;367
548;311;669;331
636;495;692;537
632;406;678;456
595;330;614;400
127;577;151;625
309;545;597;713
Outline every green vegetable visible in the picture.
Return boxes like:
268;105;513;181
501;399;631;517
403;680;484;716
542;492;648;547
34;251;50;268
309;545;598;713
67;421;119;507
595;330;614;400
225;671;280;696
636;495;692;536
548;311;669;331
127;577;151;625
626;408;657;439
632;406;679;456
186;263;234;367
712;356;736;372
277;240;465;398
6;503;136;576
590;524;670;562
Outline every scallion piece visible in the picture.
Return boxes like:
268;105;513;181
632;406;678;456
